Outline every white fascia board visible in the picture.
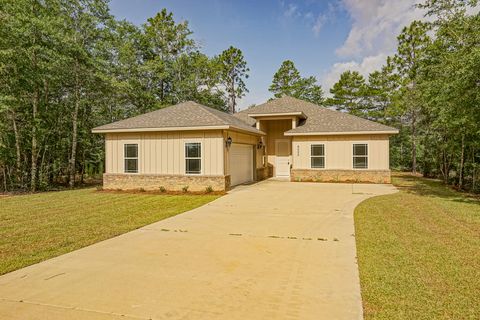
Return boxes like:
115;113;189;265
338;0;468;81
92;125;230;134
247;112;306;119
284;130;399;136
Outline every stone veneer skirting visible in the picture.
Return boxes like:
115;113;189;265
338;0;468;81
103;173;230;192
290;169;391;184
256;167;269;181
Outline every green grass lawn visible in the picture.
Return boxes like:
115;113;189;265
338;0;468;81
0;188;220;275
355;173;480;320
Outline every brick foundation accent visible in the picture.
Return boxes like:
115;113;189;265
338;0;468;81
290;169;391;184
103;173;229;192
267;164;274;178
224;175;231;190
256;167;269;181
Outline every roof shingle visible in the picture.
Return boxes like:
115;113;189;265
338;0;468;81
234;96;398;134
93;101;263;135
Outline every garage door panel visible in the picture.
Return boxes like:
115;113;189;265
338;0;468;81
229;144;253;186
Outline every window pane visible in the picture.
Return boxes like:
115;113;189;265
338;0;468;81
125;144;138;158
125;159;138;173
311;144;324;156
186;159;201;174
311;157;325;168
185;143;201;158
353;156;368;169
353;144;367;156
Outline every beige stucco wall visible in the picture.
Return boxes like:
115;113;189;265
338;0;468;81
105;130;224;176
292;134;390;170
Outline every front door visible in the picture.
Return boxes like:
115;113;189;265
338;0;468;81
275;139;290;177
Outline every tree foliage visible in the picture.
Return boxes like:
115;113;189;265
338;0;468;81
328;0;480;192
269;60;324;104
0;1;246;191
326;70;366;116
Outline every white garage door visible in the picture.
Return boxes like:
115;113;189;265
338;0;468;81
229;143;254;186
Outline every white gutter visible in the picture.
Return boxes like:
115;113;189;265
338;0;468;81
284;130;399;136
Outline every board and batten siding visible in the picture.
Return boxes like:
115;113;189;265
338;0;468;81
105;130;224;175
292;134;390;170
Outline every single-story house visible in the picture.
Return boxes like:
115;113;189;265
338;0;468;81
92;96;398;191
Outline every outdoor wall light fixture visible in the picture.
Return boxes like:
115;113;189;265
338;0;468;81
257;140;264;149
225;136;232;148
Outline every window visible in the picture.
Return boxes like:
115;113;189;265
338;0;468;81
124;144;138;173
311;144;325;168
353;144;368;169
185;142;201;174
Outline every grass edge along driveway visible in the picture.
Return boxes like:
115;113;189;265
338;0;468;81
354;173;480;320
0;188;220;275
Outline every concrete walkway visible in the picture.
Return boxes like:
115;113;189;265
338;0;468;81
0;180;396;320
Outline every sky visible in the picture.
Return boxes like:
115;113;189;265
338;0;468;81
109;0;426;110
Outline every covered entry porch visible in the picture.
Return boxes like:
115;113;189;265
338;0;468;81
250;112;306;178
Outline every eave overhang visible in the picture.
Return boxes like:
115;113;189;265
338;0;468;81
92;125;265;136
247;111;307;120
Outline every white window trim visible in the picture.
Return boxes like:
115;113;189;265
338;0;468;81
310;144;326;169
124;143;139;174
185;141;202;175
353;143;368;169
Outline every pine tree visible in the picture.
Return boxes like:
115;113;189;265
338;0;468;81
216;46;249;114
269;60;324;104
326;71;366;116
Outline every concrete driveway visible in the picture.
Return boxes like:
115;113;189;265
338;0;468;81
0;180;396;320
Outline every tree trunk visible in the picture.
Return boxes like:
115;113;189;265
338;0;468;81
39;145;48;187
80;148;86;184
411;109;417;174
2;166;7;192
440;148;448;184
229;74;236;114
472;147;476;191
400;142;403;168
11;112;22;184
458;134;465;189
31;87;39;192
69;59;80;188
30;9;39;192
443;150;451;185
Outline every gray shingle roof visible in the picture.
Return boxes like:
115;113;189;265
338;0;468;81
93;101;263;135
235;96;398;134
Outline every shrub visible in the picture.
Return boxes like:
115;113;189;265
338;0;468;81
96;186;103;191
159;186;166;193
205;186;213;193
139;188;146;192
182;185;189;193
